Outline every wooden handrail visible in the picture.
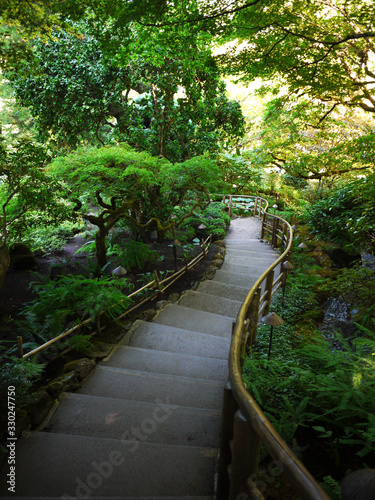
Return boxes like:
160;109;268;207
217;196;330;500
19;235;212;360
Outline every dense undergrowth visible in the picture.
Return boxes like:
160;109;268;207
243;237;375;498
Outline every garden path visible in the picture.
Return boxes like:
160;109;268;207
0;217;280;500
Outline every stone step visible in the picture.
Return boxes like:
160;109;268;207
178;290;242;318
225;246;278;257
124;320;230;360
102;345;228;382
78;366;224;410
220;261;280;277
212;269;261;289
44;393;221;448
0;432;217;498
196;279;251;303
224;254;277;267
153;304;234;338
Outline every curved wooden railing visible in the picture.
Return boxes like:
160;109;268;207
215;195;330;500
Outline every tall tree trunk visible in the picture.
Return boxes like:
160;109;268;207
95;227;108;270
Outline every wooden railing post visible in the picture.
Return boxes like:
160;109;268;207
247;288;261;348
17;336;23;358
229;195;233;217
229;410;261;500
217;383;238;500
253;197;258;217
263;270;274;317
271;217;278;248
260;211;266;240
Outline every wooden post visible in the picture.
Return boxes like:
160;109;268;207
261;211;266;240
17;336;23;358
229;195;233;217
263;269;274;317
247;287;261;347
272;217;278;248
229;410;261;500
154;270;161;290
217;383;238;500
253;197;258;217
201;239;207;258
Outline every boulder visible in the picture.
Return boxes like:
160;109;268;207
45;372;80;399
63;358;96;381
9;243;38;270
26;390;54;428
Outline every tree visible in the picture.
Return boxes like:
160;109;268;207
48;143;220;267
0;136;69;287
8;22;244;159
214;0;375;116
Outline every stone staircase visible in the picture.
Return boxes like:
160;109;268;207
0;217;279;500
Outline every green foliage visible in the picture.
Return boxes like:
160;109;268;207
320;265;375;330
63;334;96;355
243;261;375;480
216;153;263;194
15;220;84;254
0;136;71;251
19;274;133;344
48;144;220;266
174;202;230;240
116;241;160;271
307;175;375;253
9;22;244;160
0;356;43;413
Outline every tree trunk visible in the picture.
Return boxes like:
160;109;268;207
0;246;10;291
95;227;108;270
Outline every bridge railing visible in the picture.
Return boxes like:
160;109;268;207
215;195;330;500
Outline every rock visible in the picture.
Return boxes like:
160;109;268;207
26;390;54;428
91;342;114;360
63;358;96;381
112;266;127;276
9;243;38;270
0;246;10;290
155;300;168;310
168;293;180;303
341;469;375;500
138;308;156;322
45;372;80;399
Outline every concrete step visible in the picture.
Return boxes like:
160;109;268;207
212;269;260;290
153;304;234;338
102;345;228;382
44;392;221;448
124;320;230;360
196;280;251;303
220;261;280;276
178;290;242;318
225;242;280;257
224;253;277;268
0;432;217;497
78;366;224;410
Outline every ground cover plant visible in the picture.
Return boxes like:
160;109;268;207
242;244;375;499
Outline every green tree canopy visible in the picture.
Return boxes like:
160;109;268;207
48;143;220;266
8;22;244;160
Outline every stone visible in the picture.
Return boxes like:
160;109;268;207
168;293;180;303
91;341;114;359
63;358;96;381
26;390;54;428
112;266;127;276
45;372;80;399
155;300;169;310
138;308;157;322
9;243;38;270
